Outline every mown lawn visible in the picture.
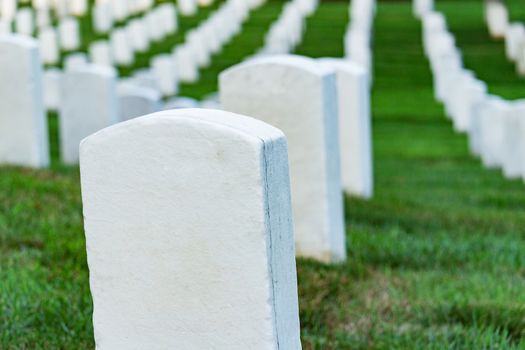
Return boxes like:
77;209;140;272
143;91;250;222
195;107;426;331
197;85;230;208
2;0;525;349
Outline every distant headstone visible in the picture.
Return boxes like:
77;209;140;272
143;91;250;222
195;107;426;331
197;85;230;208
89;40;113;67
93;2;113;34
501;101;525;179
80;108;301;349
151;54;177;97
178;0;198;16
319;58;373;199
117;82;161;121
15;8;33;36
220;55;346;262
38;26;59;64
59;65;119;164
485;0;508;39
0;35;49;167
43;68;62;111
58;17;80;51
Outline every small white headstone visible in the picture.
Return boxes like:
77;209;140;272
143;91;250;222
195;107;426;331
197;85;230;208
59;65;119;164
89;40;113;67
0;35;49;167
110;28;133;66
151;54;178;97
58;17;80;51
319;58;373;199
43;68;62;111
80;108;301;349
178;0;198;16
93;2;113;34
220;55;346;262
485;0;508;39
501;101;525;179
38;26;59;64
15;8;33;36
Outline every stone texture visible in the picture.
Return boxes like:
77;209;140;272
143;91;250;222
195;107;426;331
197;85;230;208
80;108;301;350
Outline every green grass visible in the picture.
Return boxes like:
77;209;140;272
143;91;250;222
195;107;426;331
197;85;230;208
3;0;525;348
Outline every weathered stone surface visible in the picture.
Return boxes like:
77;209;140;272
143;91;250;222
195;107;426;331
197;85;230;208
319;58;373;198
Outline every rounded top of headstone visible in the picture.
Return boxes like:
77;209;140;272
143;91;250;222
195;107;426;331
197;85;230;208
80;108;286;152
221;54;334;79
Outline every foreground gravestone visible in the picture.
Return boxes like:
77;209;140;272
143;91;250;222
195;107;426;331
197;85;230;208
0;35;49;167
220;55;346;263
80;108;301;349
319;58;373;199
60;65;119;164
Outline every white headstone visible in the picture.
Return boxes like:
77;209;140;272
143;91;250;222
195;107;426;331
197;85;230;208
151;54;177;97
43;68;62;111
319;58;373;198
93;2;113;34
127;18;149;53
111;0;129;22
178;0;197;16
89;40;113;67
70;0;87;16
173;45;199;83
413;0;433;18
59;65;119;164
220;55;346;262
485;0;508;39
0;35;49;167
110;28;133;66
35;7;51;29
80;108;302;349
505;23;525;62
58;17;80;51
38;26;59;64
1;0;17;21
501;101;525;179
15;8;33;36
64;52;88;71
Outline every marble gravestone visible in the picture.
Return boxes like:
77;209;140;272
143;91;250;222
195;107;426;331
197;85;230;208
319;58;373;199
59;65;119;164
0;34;49;168
220;55;346;263
80;108;302;349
